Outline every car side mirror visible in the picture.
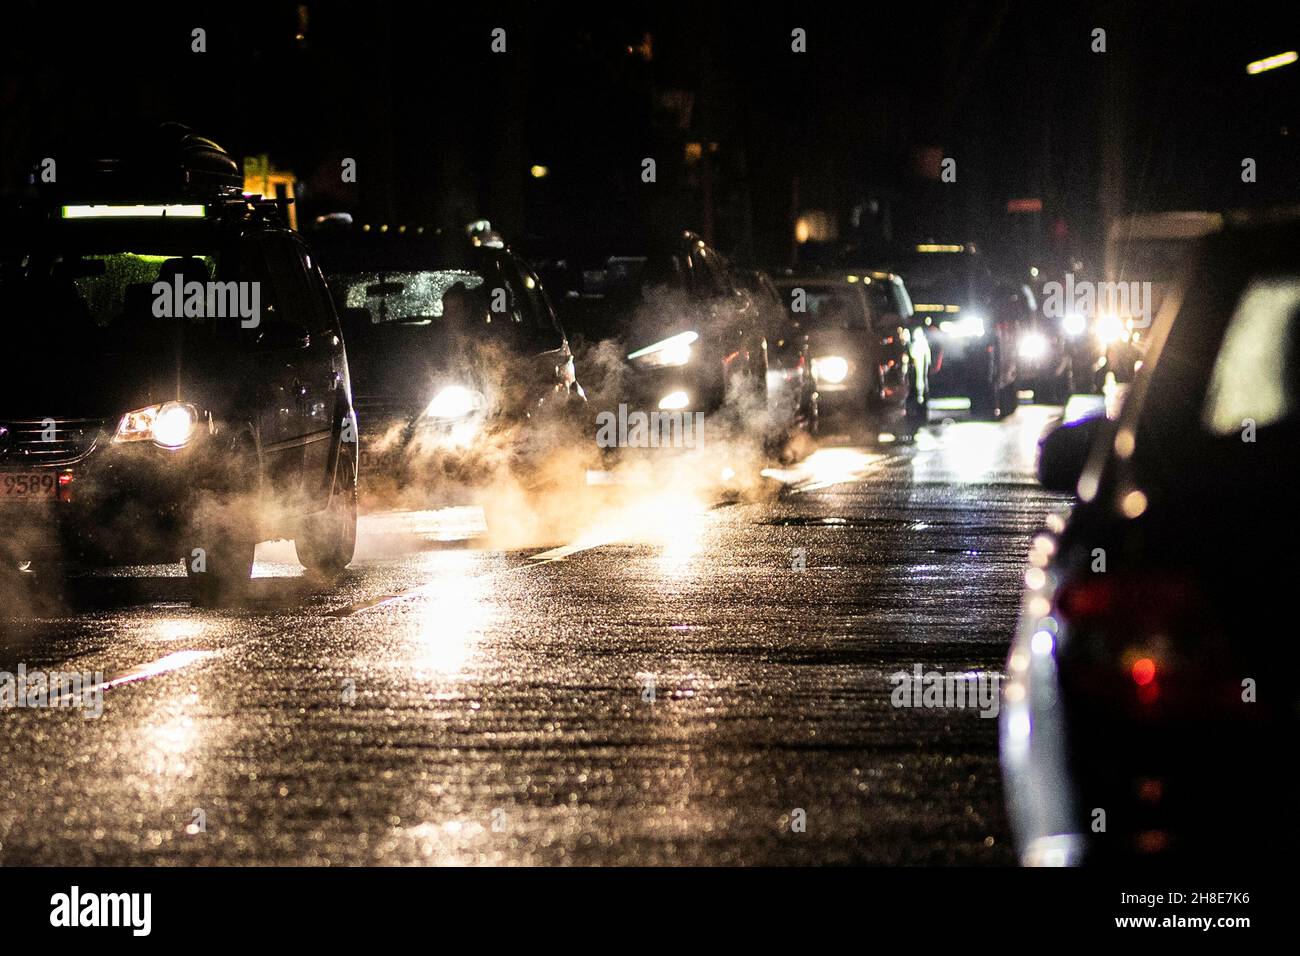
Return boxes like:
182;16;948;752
1037;413;1109;493
254;322;311;351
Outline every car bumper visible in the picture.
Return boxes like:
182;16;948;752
1;439;230;564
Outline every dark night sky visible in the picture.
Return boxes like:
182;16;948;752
4;1;1300;269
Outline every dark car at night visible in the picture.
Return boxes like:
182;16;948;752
311;222;585;507
736;266;818;442
889;244;1024;418
1011;300;1088;404
0;126;359;602
772;272;930;440
1000;218;1300;865
544;232;768;426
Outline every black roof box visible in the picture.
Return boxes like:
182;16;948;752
39;123;242;201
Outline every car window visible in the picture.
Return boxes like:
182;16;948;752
337;269;484;323
781;285;870;330
1201;276;1300;435
257;235;314;330
297;243;340;334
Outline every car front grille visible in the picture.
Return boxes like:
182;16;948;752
0;418;106;466
353;393;416;430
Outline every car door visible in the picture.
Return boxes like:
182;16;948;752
260;235;339;503
237;236;310;501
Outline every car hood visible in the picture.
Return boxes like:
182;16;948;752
346;321;558;419
0;333;233;421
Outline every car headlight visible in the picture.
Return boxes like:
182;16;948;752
812;355;849;384
113;401;199;448
1095;313;1127;344
424;385;483;420
627;331;698;368
1062;312;1086;337
1018;331;1049;360
938;314;986;338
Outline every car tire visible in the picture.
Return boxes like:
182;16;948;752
904;365;929;438
296;442;358;579
970;360;999;419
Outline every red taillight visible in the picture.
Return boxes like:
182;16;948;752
1055;573;1197;628
1131;657;1157;686
58;471;74;503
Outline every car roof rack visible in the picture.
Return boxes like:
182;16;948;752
35;123;243;202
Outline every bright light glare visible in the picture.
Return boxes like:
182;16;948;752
1246;51;1297;74
1018;332;1048;360
1095;313;1126;344
628;331;698;367
813;355;849;384
114;402;197;446
939;314;985;338
152;402;197;447
658;390;690;410
62;204;206;219
425;385;479;420
1062;312;1087;336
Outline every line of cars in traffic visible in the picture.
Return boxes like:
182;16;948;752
4;126;929;602
0;126;1114;607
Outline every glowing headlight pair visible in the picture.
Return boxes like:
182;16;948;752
113;402;200;448
938;314;986;338
811;355;850;384
424;385;485;420
627;331;698;368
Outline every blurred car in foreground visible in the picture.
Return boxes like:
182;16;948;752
312;222;584;504
772;272;930;439
888;244;1024;418
1001;218;1300;865
0;125;358;602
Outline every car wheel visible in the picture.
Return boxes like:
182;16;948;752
901;367;928;439
970;357;999;419
804;387;820;437
296;442;358;579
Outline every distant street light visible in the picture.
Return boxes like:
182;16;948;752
1246;51;1298;75
530;165;549;179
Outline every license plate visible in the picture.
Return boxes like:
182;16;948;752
1;472;59;500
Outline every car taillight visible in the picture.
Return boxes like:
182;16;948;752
1054;570;1239;714
1055;572;1198;630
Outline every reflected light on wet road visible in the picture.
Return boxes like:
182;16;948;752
405;552;495;676
761;446;891;492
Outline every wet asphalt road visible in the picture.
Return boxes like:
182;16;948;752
0;403;1068;865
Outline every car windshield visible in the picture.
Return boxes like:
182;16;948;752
778;284;870;329
892;257;983;307
2;241;228;351
336;269;485;324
